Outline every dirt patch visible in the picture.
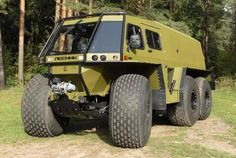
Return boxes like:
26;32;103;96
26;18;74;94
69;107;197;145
185;117;236;155
0;139;151;158
151;125;178;138
0;117;235;158
151;116;180;138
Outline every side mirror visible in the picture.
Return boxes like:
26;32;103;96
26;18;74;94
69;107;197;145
130;34;141;49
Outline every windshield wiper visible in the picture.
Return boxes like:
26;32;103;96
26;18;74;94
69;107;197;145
63;20;83;35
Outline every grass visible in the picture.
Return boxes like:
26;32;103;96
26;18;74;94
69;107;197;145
0;87;28;143
148;139;235;158
212;90;236;127
212;89;236;148
0;87;235;157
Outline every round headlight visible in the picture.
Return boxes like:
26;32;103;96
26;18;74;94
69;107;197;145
100;55;106;61
92;55;98;61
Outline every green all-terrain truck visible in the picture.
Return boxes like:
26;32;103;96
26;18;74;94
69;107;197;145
21;12;214;148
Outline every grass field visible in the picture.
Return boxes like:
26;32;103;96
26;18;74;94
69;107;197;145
0;87;235;158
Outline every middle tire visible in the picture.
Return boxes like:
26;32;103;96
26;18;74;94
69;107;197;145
167;76;200;126
109;74;152;148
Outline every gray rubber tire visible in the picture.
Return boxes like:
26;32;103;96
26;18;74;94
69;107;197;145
195;77;212;120
109;74;152;148
167;76;200;126
21;74;64;137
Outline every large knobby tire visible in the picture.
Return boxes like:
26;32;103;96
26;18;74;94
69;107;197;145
195;77;212;120
167;76;200;126
21;74;64;137
109;74;152;148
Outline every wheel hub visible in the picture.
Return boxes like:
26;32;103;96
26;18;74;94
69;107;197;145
191;91;197;112
205;91;210;109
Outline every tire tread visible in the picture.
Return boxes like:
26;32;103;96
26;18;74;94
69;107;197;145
109;74;151;148
21;74;63;137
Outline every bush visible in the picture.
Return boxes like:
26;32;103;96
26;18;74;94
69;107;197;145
24;53;47;84
140;10;192;36
3;47;47;86
3;49;18;86
216;76;236;90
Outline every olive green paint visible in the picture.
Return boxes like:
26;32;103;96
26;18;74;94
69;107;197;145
44;14;208;104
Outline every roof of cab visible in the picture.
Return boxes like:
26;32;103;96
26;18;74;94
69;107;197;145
60;12;198;43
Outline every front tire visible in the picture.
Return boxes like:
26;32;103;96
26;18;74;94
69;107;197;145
21;74;64;137
167;76;200;126
109;74;152;148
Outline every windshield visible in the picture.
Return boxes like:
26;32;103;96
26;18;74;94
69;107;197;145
51;23;96;54
48;20;123;56
88;21;123;53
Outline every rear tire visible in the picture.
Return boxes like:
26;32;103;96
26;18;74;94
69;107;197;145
21;74;65;137
195;77;212;120
109;74;152;148
167;76;200;126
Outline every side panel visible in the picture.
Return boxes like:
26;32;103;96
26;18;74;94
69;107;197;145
166;67;185;104
151;65;166;111
149;65;186;110
149;65;186;107
123;16;206;71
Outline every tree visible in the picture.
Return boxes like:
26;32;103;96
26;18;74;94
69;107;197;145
88;0;93;14
230;1;236;74
174;0;225;68
18;0;25;85
202;0;210;58
126;0;146;15
0;23;5;89
0;0;8;89
55;0;61;22
0;0;234;86
59;0;66;52
233;2;236;53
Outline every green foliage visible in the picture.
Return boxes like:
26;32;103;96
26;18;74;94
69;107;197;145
2;48;18;86
161;20;192;36
0;0;8;11
65;0;89;12
0;0;235;87
216;76;236;90
136;10;192;35
24;53;46;84
232;1;236;53
1;0;54;86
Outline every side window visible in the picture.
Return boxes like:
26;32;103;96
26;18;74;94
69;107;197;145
146;30;162;50
146;30;154;48
126;24;144;49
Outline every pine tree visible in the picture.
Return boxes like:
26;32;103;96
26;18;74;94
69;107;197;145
18;0;25;85
0;0;8;88
0;24;4;89
233;2;236;53
55;0;61;22
89;0;93;14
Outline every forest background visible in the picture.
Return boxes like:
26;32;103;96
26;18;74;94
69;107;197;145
0;0;235;88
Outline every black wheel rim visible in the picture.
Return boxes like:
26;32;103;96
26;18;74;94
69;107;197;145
191;90;197;112
205;91;210;110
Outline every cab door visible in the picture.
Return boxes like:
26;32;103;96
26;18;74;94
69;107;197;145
142;25;166;64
